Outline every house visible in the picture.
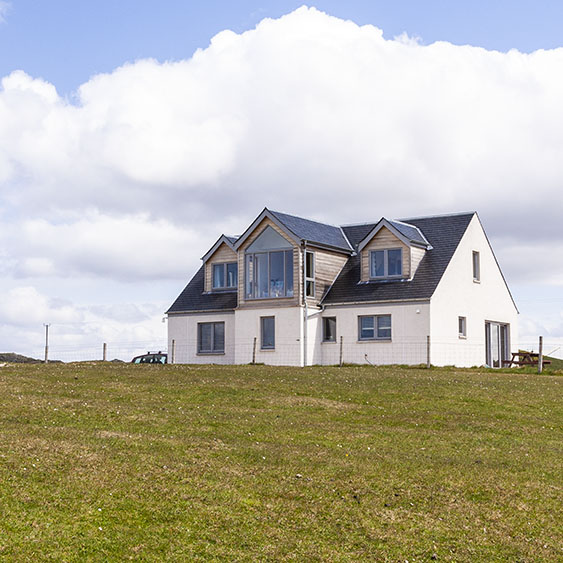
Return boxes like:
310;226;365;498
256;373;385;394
166;208;518;367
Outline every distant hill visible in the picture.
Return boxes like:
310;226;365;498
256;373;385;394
0;353;43;364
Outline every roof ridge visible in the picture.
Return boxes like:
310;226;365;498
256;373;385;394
399;211;476;221
269;209;343;230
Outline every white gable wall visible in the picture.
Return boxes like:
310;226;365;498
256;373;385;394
430;214;518;367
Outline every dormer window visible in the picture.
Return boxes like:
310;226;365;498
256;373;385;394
212;262;238;289
370;249;403;279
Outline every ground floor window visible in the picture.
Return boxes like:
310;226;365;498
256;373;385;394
197;322;225;353
458;316;467;338
323;317;336;342
358;315;391;341
261;316;275;350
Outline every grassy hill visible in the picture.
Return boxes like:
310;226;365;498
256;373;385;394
0;363;561;561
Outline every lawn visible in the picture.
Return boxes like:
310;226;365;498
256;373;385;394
0;363;561;561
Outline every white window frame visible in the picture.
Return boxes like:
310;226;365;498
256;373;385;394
458;316;467;339
358;315;392;341
305;250;315;298
472;251;480;282
369;248;403;279
212;262;238;290
322;317;336;343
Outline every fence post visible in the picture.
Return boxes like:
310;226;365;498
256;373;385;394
103;342;107;362
252;337;257;364
339;336;343;367
426;335;431;368
44;323;50;364
171;339;176;365
538;336;543;374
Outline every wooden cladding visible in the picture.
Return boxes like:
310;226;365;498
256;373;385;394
204;243;237;292
305;248;349;304
361;226;410;281
237;217;301;309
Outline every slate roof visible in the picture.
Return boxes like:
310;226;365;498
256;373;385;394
323;213;475;304
387;220;430;247
269;209;352;252
167;211;475;313
167;266;237;314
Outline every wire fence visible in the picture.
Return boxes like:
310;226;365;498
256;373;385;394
24;336;563;369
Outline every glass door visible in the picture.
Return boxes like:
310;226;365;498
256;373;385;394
486;322;509;368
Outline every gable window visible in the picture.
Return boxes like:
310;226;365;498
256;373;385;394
322;317;336;342
358;315;392;341
197;322;225;354
261;316;275;350
370;249;403;278
458;316;467;338
472;251;480;282
305;251;315;297
212;262;237;289
245;250;293;299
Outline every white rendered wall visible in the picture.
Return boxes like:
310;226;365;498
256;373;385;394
430;214;519;367
317;302;431;366
234;306;304;366
167;312;235;364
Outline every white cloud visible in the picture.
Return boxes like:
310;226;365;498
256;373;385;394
2;6;563;353
0;286;82;327
9;211;212;281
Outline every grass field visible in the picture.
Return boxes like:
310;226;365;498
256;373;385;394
0;363;561;562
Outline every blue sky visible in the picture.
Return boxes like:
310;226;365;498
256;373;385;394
1;1;563;359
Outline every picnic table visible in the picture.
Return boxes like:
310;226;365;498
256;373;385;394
502;351;551;368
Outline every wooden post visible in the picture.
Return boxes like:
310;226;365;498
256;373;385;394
252;337;257;364
103;342;107;362
171;339;176;365
426;335;431;368
44;323;50;363
339;336;343;367
538;336;543;374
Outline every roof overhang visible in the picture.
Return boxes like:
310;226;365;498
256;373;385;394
201;234;237;263
357;218;431;252
233;208;302;250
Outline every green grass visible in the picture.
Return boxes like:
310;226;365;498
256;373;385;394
0;363;561;561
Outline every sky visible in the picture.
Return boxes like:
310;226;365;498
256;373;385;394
2;0;563;360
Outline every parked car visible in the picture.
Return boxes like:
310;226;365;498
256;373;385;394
131;351;168;364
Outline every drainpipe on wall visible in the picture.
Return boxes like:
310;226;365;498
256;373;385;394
302;241;308;367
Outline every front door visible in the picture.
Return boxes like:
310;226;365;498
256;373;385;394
485;322;509;368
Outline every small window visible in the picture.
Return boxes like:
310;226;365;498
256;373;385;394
458;316;467;338
261;316;275;350
212;262;237;289
359;315;392;341
305;251;315;297
472;251;480;282
370;249;403;278
197;322;225;353
323;317;336;342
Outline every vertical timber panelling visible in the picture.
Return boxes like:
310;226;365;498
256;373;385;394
361;227;410;281
204;243;237;292
237;217;301;309
410;246;427;279
306;248;349;305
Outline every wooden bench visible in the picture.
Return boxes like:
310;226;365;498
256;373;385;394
502;352;551;368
